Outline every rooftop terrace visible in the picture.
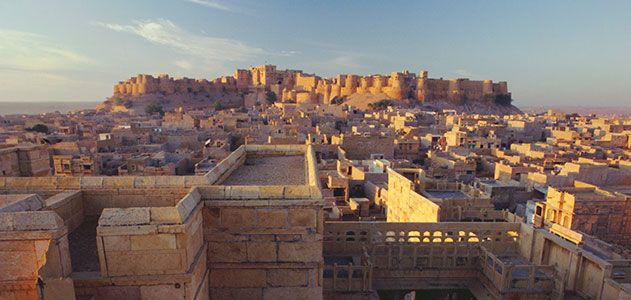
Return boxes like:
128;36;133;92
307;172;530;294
221;155;305;185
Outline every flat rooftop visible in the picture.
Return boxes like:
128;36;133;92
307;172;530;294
222;155;306;186
424;190;468;199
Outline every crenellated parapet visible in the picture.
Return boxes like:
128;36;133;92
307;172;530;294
112;65;512;106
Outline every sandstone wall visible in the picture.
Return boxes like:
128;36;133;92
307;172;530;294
200;185;324;300
386;170;440;222
111;66;512;107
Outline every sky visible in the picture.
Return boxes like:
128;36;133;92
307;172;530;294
0;0;630;107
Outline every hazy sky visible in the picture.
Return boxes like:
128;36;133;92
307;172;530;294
1;0;630;106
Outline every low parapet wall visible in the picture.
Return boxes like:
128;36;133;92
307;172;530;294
89;188;207;299
0;144;324;300
0;210;73;300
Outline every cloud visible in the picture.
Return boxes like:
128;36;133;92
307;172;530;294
93;19;265;63
0;29;94;72
174;59;193;70
185;0;230;11
93;19;298;77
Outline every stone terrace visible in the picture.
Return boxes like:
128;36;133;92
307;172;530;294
221;155;306;186
0;144;323;300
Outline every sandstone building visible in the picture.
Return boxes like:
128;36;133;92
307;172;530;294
0;144;50;177
2;144;631;300
112;65;511;106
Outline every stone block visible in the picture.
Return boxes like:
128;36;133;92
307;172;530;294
106;250;183;276
133;176;156;188
278;242;322;263
222;208;255;229
102;236;131;251
284;186;311;198
0;213;14;231
140;284;185;300
13;211;63;231
185;176;209;187
203;207;221;228
102;177;134;188
247;242;277;262
99;208;150;226
227;186;261;199
0;194;45;212
259;186;285;199
56;177;81;189
200;186;225;200
42;277;76;300
151;207;181;224
130;234;177;250
209;269;267;288
309;186;322;199
208;241;247;263
0;240;33;251
156;176;185;187
176;193;199;221
289;209;316;228
0;250;37;280
80;176;104;188
257;209;287;228
110;194;147;208
267;269;308;287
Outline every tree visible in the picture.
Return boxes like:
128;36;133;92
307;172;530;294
334;120;345;132
331;96;345;105
123;100;133;108
26;124;49;133
265;91;277;104
145;103;164;116
368;99;394;110
494;94;513;106
213;101;224;110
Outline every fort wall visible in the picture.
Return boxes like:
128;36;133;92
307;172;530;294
112;66;511;107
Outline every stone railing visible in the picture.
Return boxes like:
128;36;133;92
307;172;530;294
549;223;584;245
479;246;560;296
323;262;373;292
370;242;482;270
0;175;211;191
324;221;521;258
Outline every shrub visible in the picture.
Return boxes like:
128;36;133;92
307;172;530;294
494;94;513;106
145;103;164;116
26;124;49;133
265;91;277;104
331;96;345;105
368;99;394;110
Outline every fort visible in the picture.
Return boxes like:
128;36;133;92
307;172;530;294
112;65;511;106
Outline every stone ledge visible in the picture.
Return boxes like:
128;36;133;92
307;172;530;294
99;208;150;226
0;194;45;212
175;191;200;222
0;211;64;231
44;191;81;209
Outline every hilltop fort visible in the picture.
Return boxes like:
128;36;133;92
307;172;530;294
101;65;519;114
